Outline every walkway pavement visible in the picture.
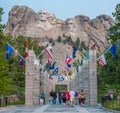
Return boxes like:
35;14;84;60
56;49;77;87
0;103;114;113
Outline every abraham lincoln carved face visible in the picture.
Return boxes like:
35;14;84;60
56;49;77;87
67;19;75;31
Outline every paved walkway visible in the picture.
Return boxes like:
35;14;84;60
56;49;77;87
0;103;114;113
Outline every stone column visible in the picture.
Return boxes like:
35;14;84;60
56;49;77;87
25;50;34;107
33;66;40;105
77;60;89;104
25;50;40;106
89;50;97;106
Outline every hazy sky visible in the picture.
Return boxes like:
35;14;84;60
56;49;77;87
0;0;119;24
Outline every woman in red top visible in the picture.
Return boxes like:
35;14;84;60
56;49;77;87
66;90;70;106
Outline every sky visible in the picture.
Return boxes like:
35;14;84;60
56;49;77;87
0;0;120;24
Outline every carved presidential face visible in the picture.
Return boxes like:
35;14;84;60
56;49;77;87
38;10;47;21
56;19;63;28
47;14;56;25
67;19;75;31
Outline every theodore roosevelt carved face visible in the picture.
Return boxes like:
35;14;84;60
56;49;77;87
56;19;63;28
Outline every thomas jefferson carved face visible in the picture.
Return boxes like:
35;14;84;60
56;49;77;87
38;10;47;21
47;14;56;25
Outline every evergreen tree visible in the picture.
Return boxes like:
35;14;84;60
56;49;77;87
57;36;62;42
0;7;5;34
109;4;120;43
98;4;120;97
0;8;12;95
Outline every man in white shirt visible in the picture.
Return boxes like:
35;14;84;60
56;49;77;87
69;90;75;107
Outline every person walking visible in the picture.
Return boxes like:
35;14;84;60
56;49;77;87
58;91;62;104
74;91;78;105
39;91;45;106
49;90;53;104
69;90;75;107
52;90;57;104
78;89;86;106
61;90;67;107
66;90;70;106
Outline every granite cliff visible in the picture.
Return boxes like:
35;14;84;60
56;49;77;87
5;5;115;53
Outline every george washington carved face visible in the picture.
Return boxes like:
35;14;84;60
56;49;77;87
38;10;48;21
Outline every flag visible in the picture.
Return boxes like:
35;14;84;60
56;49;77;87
25;40;28;58
86;51;90;59
68;71;75;79
66;55;72;64
98;54;107;66
49;61;56;70
66;55;72;68
45;44;53;63
93;43;97;50
53;67;59;74
61;76;64;81
109;45;118;59
39;63;44;73
33;58;39;67
57;75;64;82
6;44;14;60
67;63;71;68
20;57;24;66
49;74;53;80
57;75;61;82
72;45;77;58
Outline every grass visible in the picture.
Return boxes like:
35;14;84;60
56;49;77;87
0;99;25;108
102;99;120;111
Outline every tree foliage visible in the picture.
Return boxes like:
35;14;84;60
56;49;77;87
98;4;120;96
0;7;43;96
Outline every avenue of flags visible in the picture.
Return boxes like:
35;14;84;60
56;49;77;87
5;39;120;82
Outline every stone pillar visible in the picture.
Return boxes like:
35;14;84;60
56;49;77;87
25;50;40;106
77;60;89;104
33;67;40;105
25;50;34;107
89;50;97;106
82;62;90;104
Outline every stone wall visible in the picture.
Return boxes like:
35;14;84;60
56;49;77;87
70;49;97;106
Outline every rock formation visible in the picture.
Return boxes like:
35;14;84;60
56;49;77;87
5;5;115;52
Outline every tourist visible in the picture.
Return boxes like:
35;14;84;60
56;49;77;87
66;90;70;106
39;91;45;106
58;91;62;104
78;89;86;106
49;90;53;104
52;90;57;104
69;89;75;107
74;91;78;105
61;90;67;107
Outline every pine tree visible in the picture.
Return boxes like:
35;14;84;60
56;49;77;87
109;4;120;43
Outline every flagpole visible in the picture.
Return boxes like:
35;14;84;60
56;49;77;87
36;43;53;59
79;51;86;59
7;42;25;61
36;50;45;59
